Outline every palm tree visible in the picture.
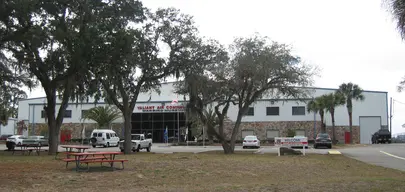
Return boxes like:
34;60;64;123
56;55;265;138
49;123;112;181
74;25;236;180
384;0;405;91
307;96;327;133
385;0;405;38
337;83;365;144
204;107;220;143
81;106;122;129
324;93;346;144
185;105;219;143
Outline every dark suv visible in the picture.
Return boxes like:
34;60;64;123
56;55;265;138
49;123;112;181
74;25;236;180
314;133;332;149
372;129;391;144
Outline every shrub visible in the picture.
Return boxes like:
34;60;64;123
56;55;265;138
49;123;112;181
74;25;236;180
286;129;296;137
66;138;90;144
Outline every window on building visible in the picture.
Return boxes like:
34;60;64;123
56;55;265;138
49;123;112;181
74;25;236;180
292;106;305;115
266;107;279;116
41;110;46;118
64;110;72;118
81;110;88;119
41;110;72;118
246;107;254;116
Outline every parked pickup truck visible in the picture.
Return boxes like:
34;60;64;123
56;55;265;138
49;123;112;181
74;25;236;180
371;129;392;144
119;134;152;152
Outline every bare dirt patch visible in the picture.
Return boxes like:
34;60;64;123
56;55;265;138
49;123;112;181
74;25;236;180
0;152;404;192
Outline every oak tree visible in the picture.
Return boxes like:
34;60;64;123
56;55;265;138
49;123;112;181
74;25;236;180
181;34;316;154
0;0;144;154
0;52;32;124
91;8;199;153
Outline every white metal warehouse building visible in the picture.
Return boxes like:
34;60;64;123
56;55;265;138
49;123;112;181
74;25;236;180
17;82;388;144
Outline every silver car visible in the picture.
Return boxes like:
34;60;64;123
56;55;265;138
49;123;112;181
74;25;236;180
242;135;260;149
26;136;49;146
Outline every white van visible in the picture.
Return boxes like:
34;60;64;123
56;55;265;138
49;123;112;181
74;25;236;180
90;129;120;148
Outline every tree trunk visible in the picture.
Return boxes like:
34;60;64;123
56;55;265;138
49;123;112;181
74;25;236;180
47;116;59;155
221;141;234;154
207;124;213;144
208;135;213;144
349;112;353;144
123;106;132;154
214;101;231;153
226;111;244;154
216;116;232;153
331;110;337;144
320;114;326;133
207;124;215;144
45;93;62;155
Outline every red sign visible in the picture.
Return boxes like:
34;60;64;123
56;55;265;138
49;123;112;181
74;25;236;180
137;105;184;111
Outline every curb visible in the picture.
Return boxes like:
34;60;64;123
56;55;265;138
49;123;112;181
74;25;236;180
152;152;174;154
328;150;342;155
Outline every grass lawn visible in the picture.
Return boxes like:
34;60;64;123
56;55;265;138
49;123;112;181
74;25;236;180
1;152;405;192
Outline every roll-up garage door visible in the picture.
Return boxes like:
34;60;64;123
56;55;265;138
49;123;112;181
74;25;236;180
360;116;381;144
266;130;280;139
295;130;306;136
242;130;254;138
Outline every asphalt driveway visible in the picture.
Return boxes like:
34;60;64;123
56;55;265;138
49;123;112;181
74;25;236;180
340;144;405;171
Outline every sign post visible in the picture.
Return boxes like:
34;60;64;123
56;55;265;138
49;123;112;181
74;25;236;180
274;137;308;156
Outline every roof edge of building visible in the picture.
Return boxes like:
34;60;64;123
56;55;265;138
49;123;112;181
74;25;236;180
19;82;388;102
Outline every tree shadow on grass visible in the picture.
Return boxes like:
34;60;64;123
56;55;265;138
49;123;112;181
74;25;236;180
66;165;124;173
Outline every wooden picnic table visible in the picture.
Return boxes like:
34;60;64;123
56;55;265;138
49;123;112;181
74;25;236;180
62;151;127;172
60;145;91;152
12;144;43;156
56;145;91;159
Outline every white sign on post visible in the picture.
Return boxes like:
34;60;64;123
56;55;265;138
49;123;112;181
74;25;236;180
274;137;308;156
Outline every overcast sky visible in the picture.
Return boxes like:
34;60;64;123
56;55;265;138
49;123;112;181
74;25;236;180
25;0;405;134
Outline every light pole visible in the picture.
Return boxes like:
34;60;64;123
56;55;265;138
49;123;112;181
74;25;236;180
30;105;36;136
312;97;316;140
203;124;205;148
390;97;393;133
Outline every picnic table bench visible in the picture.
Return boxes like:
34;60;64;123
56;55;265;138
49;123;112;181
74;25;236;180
55;145;91;159
61;155;107;168
11;144;44;156
63;151;128;172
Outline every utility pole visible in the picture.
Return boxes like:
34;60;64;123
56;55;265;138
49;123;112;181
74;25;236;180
177;109;180;143
390;97;393;133
312;97;316;140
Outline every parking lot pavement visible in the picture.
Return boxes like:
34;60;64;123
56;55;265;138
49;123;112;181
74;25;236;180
152;145;332;154
339;144;405;171
0;143;373;157
0;143;331;154
153;145;262;153
256;146;331;155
